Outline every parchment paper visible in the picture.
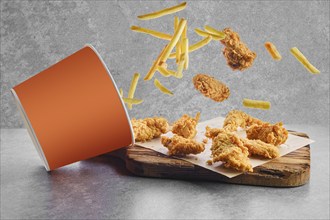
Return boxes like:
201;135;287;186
137;117;314;178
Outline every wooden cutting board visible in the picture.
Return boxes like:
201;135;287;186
111;131;310;187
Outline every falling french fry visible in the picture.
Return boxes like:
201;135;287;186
137;2;187;20
127;73;140;110
131;26;172;40
159;19;187;63
154;78;174;95
290;47;320;74
169;36;212;59
243;98;271;110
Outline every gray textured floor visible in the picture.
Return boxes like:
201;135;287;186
1;125;329;219
1;1;329;128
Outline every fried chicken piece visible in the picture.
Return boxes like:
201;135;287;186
246;122;288;146
172;112;200;139
241;138;280;159
161;135;205;156
205;126;222;139
223;110;264;132
220;28;256;71
131;117;169;142
207;128;252;172
206;126;278;164
193;74;230;102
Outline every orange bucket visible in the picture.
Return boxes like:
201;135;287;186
11;45;134;171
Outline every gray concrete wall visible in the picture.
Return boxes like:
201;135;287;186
1;0;329;128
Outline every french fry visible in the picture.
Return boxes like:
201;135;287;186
182;22;187;39
123;98;144;105
157;66;176;77
160;62;168;69
204;25;226;38
189;36;212;52
179;22;187;64
154;78;174;95
195;28;225;40
119;88;123;97
127;73;140;110
174;16;181;63
130;26;172;40
177;54;185;78
169;36;212;59
290;47;320;74
182;38;189;70
159;19;187;63
144;45;167;81
264;42;282;61
138;2;187;20
243;98;271;110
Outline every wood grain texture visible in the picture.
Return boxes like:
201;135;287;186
113;131;310;187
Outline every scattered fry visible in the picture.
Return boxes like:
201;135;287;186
169;36;212;59
127;73;140;109
195;28;225;40
290;47;320;74
160;62;168;69
144;45;167;81
174;16;181;63
264;42;282;61
130;26;172;40
177;54;185;78
159;19;187;63
157;66;176;77
182;38;189;70
243;98;271;110
122;98;144;105
137;2;187;20
204;25;226;38
154;78;174;95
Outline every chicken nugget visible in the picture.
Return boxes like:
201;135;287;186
131;117;169;142
246;122;288;146
220;28;256;71
193;74;230;102
161;135;205;156
172;112;200;139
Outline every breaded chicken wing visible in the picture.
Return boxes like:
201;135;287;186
161;135;205;156
220;28;256;71
223;110;264;132
193;74;230;102
172;112;200;139
246;122;288;146
131;117;169;142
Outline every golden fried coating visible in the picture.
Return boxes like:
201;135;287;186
172;112;200;139
205;126;222;139
207;128;252;172
246;122;288;146
241;138;280;159
206;125;279;170
220;28;256;71
131;117;169;142
223;110;264;132
192;74;230;102
161;135;205;156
